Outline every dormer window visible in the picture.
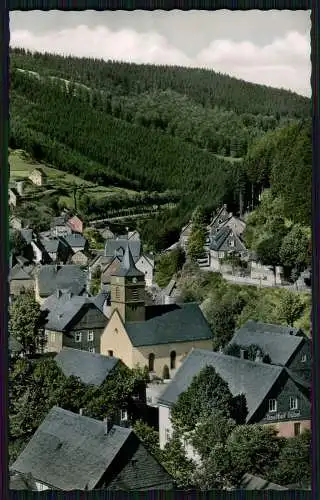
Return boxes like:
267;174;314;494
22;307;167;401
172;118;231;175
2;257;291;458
132;277;137;284
289;397;298;410
268;399;277;412
301;354;307;363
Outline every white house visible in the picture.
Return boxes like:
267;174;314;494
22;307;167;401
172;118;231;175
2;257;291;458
135;253;155;288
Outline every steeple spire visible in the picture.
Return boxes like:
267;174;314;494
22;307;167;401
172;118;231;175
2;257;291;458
112;244;144;278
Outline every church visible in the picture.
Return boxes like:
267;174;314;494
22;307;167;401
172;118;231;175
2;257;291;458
100;246;213;379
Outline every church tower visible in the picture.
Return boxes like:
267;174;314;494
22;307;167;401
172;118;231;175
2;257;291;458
110;244;146;323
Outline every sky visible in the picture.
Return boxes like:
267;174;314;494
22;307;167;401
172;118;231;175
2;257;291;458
10;10;311;97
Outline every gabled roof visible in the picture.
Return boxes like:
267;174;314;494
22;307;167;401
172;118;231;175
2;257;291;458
63;233;87;248
55;348;119;386
210;226;246;252
230;320;306;366
41;293;105;332
11;407;134;490
101;257;121;283
9;264;34;281
113;245;144;278
240;473;288;491
237;320;302;337
125;303;212;347
37;265;87;297
104;239;141;260
158;348;284;422
208;204;229;228
92;291;110;313
40;237;65;254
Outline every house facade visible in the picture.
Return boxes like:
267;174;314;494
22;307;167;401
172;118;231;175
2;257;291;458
135;254;155;288
28;168;47;186
43;295;108;354
50;216;73;238
100;246;213;378
71;250;89;266
9;188;20;207
67;215;83;234
158;349;311;452
9;265;35;297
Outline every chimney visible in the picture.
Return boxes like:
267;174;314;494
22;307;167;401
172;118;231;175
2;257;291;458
240;349;248;360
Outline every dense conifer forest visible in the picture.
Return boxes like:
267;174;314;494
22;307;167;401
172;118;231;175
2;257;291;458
9;48;311;249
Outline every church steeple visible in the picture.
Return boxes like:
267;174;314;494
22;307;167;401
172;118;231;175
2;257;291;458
110;245;146;323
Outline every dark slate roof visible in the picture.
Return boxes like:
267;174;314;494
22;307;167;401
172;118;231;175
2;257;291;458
125;303;212;347
238;320;302;337
113;245;144;278
55;348;119;386
92;291;110;313
11;407;134;490
158;348;284;422
104;239;141;260
63;234;87;248
20;229;33;245
40;238;61;254
230;321;305;366
239;473;288;491
210;226;246;252
37;265;87;297
9;335;23;353
9;264;33;281
41;293;105;332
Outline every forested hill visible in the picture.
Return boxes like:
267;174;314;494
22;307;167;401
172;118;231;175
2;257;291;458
11;48;309;119
9;48;311;249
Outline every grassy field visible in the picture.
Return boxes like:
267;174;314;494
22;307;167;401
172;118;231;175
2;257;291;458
9;149;138;208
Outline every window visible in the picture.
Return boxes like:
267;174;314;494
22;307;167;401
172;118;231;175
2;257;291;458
289;397;298;410
132;289;139;300
268;399;277;412
51;332;56;342
148;353;155;372
108;350;113;357
170;351;176;370
294;422;301;436
114;328;118;334
75;332;82;343
120;410;128;421
88;347;95;353
87;331;94;342
301;354;307;363
165;428;171;442
115;287;120;300
147;396;152;404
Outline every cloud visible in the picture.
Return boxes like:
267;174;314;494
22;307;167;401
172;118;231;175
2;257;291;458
10;25;310;96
